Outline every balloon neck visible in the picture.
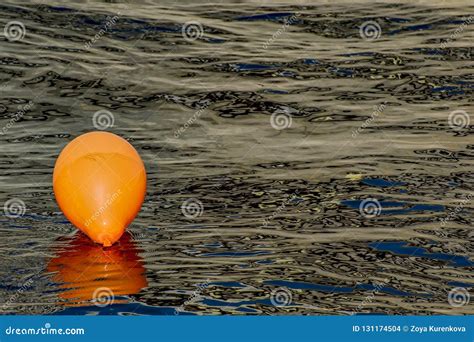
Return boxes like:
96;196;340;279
93;230;124;247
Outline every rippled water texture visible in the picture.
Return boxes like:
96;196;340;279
0;1;473;315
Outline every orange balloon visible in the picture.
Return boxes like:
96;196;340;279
53;131;146;247
47;232;147;306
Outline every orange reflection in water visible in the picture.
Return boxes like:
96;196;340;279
47;232;147;306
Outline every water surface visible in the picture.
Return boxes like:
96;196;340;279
0;1;473;315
